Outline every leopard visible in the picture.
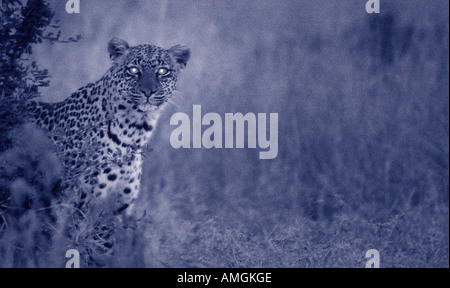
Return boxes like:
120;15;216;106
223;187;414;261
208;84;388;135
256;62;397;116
26;38;190;215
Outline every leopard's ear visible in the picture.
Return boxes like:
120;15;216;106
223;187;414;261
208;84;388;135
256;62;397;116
108;38;130;62
169;45;191;69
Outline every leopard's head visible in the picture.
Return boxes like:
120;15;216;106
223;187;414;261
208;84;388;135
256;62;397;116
106;38;190;112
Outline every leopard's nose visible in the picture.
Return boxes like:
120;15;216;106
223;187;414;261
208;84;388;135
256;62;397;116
140;89;157;99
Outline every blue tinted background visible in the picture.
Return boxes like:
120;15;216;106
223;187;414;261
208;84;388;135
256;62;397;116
26;0;450;267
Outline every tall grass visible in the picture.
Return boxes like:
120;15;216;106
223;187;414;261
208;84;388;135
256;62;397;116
135;1;449;267
1;0;448;267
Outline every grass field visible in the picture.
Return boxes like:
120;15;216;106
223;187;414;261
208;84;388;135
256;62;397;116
1;0;448;267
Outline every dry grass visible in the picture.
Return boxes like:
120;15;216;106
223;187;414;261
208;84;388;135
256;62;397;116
1;0;448;267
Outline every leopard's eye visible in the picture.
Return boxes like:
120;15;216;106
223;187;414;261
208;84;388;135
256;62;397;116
127;66;140;76
157;67;170;76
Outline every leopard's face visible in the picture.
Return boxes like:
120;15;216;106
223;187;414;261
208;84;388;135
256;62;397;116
106;38;190;112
